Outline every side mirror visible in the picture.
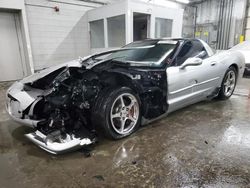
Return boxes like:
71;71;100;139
196;51;207;59
180;57;202;69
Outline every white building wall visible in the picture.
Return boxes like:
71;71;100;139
88;0;184;54
0;0;187;72
25;0;102;70
0;0;33;75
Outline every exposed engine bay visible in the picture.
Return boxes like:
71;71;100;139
28;67;100;137
8;57;168;154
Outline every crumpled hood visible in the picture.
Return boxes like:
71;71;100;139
7;60;82;111
20;59;82;84
20;47;145;85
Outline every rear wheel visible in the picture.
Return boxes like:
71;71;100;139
217;66;237;99
92;87;141;139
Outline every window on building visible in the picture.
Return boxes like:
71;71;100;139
155;18;173;38
90;19;105;48
107;15;126;47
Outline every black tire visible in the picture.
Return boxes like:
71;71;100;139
217;66;237;100
92;87;141;139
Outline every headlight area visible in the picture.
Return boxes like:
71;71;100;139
6;81;43;127
23;69;99;154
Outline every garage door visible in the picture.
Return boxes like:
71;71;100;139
0;12;25;81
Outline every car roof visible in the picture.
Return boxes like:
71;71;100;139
132;38;200;44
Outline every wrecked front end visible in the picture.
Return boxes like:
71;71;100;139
6;50;169;154
6;65;99;154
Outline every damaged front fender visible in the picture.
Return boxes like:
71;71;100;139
7;82;43;111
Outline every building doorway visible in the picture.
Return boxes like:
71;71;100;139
133;12;150;41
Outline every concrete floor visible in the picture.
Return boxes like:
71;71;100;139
1;79;250;188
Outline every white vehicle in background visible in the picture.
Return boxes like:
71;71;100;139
230;41;250;75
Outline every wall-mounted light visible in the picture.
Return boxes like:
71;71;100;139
176;0;189;4
54;6;60;12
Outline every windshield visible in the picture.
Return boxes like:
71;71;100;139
105;40;177;64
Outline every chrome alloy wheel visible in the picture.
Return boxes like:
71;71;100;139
110;93;139;135
223;70;236;97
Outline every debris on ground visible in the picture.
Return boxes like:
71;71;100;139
93;175;105;181
132;160;137;165
80;147;93;158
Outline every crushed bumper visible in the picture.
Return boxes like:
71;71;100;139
6;95;40;128
25;130;94;154
6;81;44;127
6;82;96;154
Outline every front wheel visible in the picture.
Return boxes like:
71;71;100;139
92;87;141;139
217;66;237;99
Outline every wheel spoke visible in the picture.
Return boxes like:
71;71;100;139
127;100;135;110
128;115;137;123
120;96;125;107
224;86;228;93
111;112;121;119
119;119;126;133
224;81;230;86
230;84;234;90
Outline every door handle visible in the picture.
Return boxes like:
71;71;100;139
211;61;217;66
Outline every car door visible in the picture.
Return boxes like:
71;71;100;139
167;40;218;113
191;40;222;97
167;41;199;112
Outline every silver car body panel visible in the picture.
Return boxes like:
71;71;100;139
167;49;245;113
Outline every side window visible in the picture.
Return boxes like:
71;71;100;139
175;41;193;66
175;40;208;66
192;40;208;59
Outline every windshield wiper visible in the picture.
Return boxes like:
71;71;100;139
105;56;127;62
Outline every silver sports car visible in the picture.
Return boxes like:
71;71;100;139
6;38;245;154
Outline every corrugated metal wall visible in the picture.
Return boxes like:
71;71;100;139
245;0;250;40
25;0;101;70
182;6;195;38
194;0;247;49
